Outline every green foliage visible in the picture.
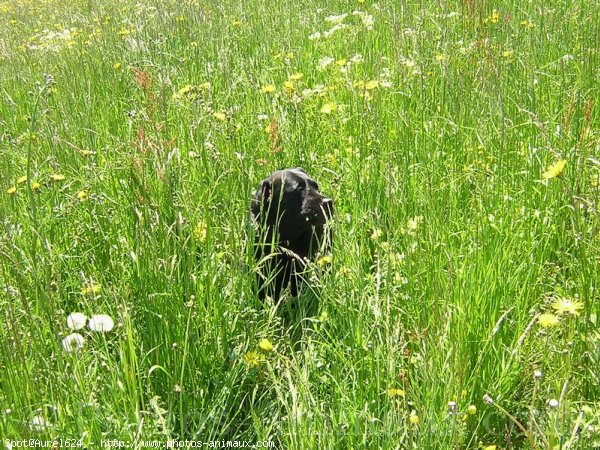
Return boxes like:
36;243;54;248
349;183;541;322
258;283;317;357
0;0;598;447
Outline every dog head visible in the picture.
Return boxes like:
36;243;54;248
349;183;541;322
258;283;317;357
251;168;333;241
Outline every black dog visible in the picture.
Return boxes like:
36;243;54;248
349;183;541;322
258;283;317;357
251;168;333;301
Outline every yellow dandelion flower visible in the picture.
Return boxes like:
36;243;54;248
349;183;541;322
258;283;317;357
113;62;122;70
76;190;88;201
542;160;566;180
81;283;102;296
483;446;497;450
6;186;17;194
371;228;383;240
365;80;379;90
50;174;66;182
435;54;447;62
289;73;303;80
338;266;351;278
538;313;560;328
490;10;500;23
409;411;420;426
32;182;41;191
467;405;477;415
258;338;273;352
244;351;262;367
17;176;28;184
387;388;405;397
261;84;276;94
212;112;227;121
335;58;347;67
353;80;365;89
520;19;535;29
194;222;207;242
551;297;583;316
320;102;336;114
317;255;333;267
283;80;295;92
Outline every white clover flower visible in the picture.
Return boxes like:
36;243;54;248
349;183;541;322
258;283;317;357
30;415;51;432
66;312;88;330
88;314;115;332
62;333;85;352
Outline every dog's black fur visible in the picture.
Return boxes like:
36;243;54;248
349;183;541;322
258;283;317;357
251;168;333;301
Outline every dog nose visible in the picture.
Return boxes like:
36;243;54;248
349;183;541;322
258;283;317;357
321;198;333;218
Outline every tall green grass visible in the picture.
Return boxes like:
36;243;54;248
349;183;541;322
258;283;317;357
1;0;598;447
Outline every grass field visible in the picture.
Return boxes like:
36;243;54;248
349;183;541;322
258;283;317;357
1;0;599;447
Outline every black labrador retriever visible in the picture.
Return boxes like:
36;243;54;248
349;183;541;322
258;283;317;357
251;168;333;301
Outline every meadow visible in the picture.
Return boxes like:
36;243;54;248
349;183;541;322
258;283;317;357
0;0;599;447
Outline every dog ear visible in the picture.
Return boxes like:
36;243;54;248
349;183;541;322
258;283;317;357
251;180;272;219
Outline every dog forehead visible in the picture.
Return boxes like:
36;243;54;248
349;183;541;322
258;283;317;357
271;168;311;184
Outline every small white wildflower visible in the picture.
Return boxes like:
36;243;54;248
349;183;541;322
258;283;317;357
62;333;85;352
317;56;334;71
308;31;321;40
548;399;559;409
324;13;348;24
66;312;88;330
483;394;494;404
350;54;364;64
360;13;374;29
534;370;543;380
323;23;348;38
88;314;115;332
30;415;51;432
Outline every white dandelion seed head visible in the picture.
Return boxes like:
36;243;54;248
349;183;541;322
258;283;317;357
534;370;543;380
88;314;115;332
66;312;88;330
548;398;559;409
62;333;85;352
